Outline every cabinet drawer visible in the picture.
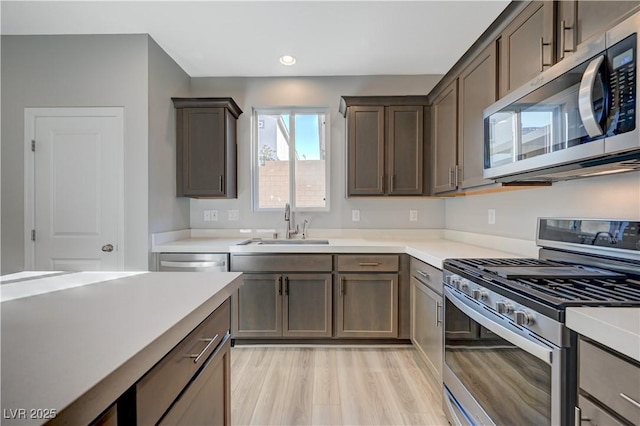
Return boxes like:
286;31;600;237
159;334;231;426
579;339;640;424
137;299;230;425
410;257;443;294
578;395;625;426
336;255;399;272
231;254;332;272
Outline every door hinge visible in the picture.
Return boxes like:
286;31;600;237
31;140;36;152
31;229;36;241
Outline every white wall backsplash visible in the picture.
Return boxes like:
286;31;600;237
188;75;446;230
445;172;640;241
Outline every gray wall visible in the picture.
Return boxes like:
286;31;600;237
188;75;446;232
1;35;150;273
445;172;640;241
147;37;190;265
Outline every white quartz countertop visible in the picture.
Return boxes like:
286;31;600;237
566;307;640;362
153;231;528;269
1;271;243;425
152;237;251;253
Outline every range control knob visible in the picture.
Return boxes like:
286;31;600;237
496;301;514;314
472;289;488;300
458;280;469;291
515;310;535;326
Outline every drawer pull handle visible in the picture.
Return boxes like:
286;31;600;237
620;393;640;410
187;334;219;364
417;270;429;278
359;262;380;266
436;301;442;326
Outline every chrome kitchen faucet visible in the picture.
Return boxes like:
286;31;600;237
284;203;299;239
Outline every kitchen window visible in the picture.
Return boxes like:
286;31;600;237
252;107;329;211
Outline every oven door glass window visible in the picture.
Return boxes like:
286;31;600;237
445;300;552;424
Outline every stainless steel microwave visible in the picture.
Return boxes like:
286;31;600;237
483;11;640;183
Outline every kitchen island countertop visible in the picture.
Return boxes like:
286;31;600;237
1;271;243;425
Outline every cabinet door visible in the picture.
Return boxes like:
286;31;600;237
499;1;554;98
159;337;231;426
180;107;227;197
282;273;332;338
431;80;458;194
387;106;424;195
557;0;640;61
411;277;443;382
347;106;385;195
458;44;496;190
336;273;398;338
232;274;282;338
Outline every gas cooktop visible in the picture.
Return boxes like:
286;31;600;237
444;257;640;309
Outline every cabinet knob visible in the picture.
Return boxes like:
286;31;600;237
101;244;114;253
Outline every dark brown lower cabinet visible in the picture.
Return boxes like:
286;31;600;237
159;336;231;426
137;299;231;425
90;404;117;426
336;273;398;338
232;273;333;339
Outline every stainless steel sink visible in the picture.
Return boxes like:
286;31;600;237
257;239;329;245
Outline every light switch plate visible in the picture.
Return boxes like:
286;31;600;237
210;210;218;221
409;210;418;221
352;210;360;222
228;210;239;221
203;210;211;222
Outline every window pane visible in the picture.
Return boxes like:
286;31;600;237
257;113;290;209
294;113;326;208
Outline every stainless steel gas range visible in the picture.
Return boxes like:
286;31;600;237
442;218;640;426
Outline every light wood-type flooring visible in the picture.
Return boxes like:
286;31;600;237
230;346;448;426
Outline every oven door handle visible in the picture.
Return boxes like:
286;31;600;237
445;288;553;364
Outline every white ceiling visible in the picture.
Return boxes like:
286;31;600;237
1;0;510;77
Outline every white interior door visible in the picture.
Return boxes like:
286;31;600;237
25;108;124;271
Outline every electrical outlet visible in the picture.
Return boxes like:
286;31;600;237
203;210;211;222
228;210;239;221
488;208;496;225
352;210;360;222
210;210;218;221
409;210;418;221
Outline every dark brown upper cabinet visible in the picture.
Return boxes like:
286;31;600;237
172;98;242;198
557;1;640;62
457;43;497;190
431;43;497;195
499;1;555;98
431;81;458;195
340;96;429;196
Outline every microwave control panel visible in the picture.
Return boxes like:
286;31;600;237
607;35;636;134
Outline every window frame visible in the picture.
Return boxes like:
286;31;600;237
251;106;331;213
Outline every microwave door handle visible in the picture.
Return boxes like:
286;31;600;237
578;55;605;138
445;288;553;364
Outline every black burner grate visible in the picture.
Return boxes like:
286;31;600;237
444;258;640;308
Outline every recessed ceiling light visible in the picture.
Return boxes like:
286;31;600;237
279;55;297;66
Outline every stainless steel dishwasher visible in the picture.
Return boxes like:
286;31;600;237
158;253;229;272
